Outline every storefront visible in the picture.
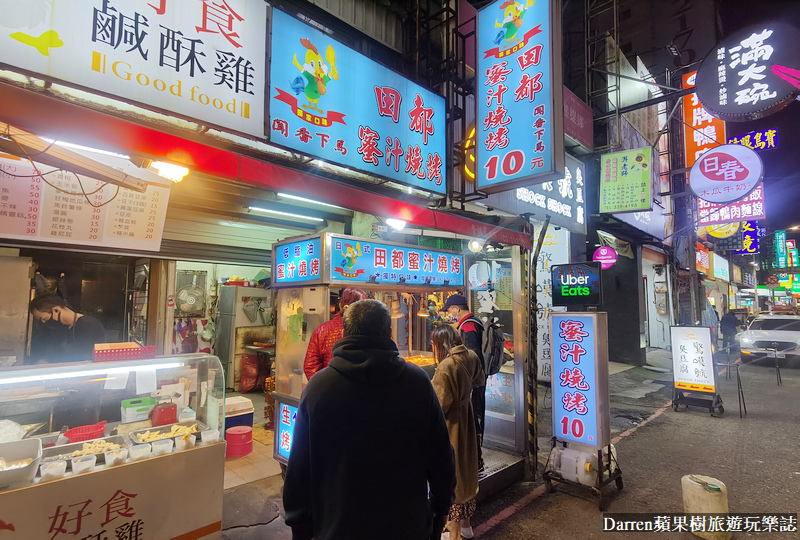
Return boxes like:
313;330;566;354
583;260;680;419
641;247;673;350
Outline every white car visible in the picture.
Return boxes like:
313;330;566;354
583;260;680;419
737;315;800;360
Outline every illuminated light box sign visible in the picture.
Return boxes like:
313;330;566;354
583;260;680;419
712;253;730;282
696;242;710;274
689;144;763;205
698;184;765;226
551;262;602;307
695;23;800;122
481;153;587;235
728;129;778;151
775;229;788;268
273;237;323;285
682;71;727;168
599;147;653;214
733;220;759;254
670;326;716;394
328;236;464;287
475;0;564;193
275;402;298;463
0;0;268;138
551;312;610;449
269;10;445;194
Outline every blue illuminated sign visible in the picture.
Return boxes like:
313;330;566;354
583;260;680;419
728;129;778;152
329;237;464;287
551;314;598;446
776;230;788;268
733;220;759;254
269;10;446;194
274;237;322;285
276;402;298;462
476;0;560;193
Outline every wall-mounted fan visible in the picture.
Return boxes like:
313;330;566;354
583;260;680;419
177;273;206;316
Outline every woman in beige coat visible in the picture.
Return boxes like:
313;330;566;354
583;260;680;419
431;325;486;540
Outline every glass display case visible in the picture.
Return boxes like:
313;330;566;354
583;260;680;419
0;354;226;538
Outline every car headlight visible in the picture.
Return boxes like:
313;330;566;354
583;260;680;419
739;336;753;344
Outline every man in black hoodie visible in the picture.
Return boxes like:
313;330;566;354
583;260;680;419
284;299;456;540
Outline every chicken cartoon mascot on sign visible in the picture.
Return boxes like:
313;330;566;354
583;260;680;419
290;38;338;114
493;0;536;48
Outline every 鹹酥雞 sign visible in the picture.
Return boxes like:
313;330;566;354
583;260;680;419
475;0;564;193
550;312;610;449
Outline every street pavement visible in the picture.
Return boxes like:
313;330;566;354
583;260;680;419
222;349;800;539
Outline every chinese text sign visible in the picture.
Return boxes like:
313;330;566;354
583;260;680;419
534;225;570;382
733;220;760;254
0;0;268;138
328;236;464;287
276;402;298;462
776;229;787;268
696;243;710;274
670;326;716;393
273;237;322;285
728;129;779;151
0;157;169;251
551;313;609;448
269;9;446;194
682;71;726;168
476;0;563;193
698;184;765;226
599;147;652;213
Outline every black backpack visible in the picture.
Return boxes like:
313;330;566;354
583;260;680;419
481;318;506;377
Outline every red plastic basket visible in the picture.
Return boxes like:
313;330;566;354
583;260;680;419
64;421;107;443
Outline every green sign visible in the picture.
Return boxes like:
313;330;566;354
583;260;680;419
599;147;653;213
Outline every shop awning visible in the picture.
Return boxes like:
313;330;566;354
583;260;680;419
0;83;532;250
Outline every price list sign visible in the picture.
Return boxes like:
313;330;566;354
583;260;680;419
0;157;169;251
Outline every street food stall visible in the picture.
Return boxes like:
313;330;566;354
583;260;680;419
270;232;466;465
0;353;226;538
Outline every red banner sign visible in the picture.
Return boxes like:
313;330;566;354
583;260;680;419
274;89;347;127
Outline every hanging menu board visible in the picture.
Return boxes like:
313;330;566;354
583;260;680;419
0;157;169;251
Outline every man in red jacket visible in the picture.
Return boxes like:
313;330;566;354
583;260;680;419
303;286;367;379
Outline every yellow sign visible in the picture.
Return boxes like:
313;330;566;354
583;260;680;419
706;222;740;239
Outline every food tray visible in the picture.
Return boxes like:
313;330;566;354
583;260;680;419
0;438;41;488
128;420;207;444
40;436;129;469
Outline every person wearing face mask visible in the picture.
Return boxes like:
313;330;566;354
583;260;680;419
29;295;106;363
442;294;487;478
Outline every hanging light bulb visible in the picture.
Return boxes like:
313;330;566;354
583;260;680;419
390;293;404;319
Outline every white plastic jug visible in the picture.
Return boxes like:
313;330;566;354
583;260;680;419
681;474;731;540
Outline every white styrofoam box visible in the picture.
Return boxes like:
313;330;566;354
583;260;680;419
225;396;253;415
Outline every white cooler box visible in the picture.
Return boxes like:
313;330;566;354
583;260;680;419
225;396;255;430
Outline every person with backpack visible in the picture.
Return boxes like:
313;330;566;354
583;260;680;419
443;294;487;477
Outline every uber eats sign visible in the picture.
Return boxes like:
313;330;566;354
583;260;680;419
551;263;602;307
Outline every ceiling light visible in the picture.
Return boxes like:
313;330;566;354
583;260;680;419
386;218;406;230
791;226;800;231
407;186;413;194
468;239;484;253
152;161;189;183
249;206;324;222
277;193;345;209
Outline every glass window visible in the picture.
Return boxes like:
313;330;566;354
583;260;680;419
749;318;800;331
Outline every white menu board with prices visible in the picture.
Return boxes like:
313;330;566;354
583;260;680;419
0;156;169;251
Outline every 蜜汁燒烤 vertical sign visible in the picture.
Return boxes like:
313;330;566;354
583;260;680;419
0;0;268;138
269;9;446;194
599;147;653;213
475;0;564;194
551;313;609;449
682;71;726;168
670;326;716;393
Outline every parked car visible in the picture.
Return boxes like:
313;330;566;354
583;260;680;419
737;315;800;361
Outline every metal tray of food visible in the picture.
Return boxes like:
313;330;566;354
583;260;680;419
128;420;206;444
40;435;129;468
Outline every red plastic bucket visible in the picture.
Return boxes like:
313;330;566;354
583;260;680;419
226;426;253;458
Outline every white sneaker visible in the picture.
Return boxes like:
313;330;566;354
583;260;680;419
461;526;474;538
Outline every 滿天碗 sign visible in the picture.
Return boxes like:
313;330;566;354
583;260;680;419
475;0;564;193
599;147;653;213
0;0;268;138
269;9;446;194
695;23;800;122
